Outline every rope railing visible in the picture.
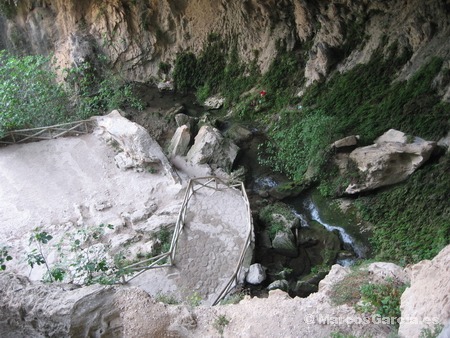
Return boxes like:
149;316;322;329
0;119;95;145
119;176;254;306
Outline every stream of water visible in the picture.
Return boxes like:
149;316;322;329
298;196;369;266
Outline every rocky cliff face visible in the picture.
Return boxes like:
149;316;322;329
1;0;450;93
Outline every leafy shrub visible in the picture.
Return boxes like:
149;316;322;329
173;51;198;93
64;58;143;117
358;278;407;324
0;246;13;271
0;51;142;137
0;51;70;136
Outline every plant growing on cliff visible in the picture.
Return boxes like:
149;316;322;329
358;278;407;324
26;228;58;282
64;57;143;117
260;108;336;181
0;51;70;136
213;314;230;336
0;246;13;271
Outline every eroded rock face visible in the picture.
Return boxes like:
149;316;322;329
96;110;180;182
399;244;450;337
0;273;122;337
345;129;436;194
2;0;450;91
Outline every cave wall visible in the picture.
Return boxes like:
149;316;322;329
0;0;449;87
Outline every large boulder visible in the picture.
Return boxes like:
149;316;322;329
246;263;267;285
345;129;436;194
168;125;191;158
399;244;450;337
95;111;180;183
272;231;298;258
186;125;239;172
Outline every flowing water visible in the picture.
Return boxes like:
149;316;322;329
293;195;370;266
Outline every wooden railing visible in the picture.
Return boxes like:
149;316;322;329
0;119;95;146
120;176;254;306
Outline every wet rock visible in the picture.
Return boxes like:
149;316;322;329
175;113;197;129
225;125;253;144
267;279;289;292
165;105;186;119
269;181;310;200
293;281;318;297
272;231;298;258
246;263;266;285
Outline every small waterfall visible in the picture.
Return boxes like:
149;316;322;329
300;197;368;266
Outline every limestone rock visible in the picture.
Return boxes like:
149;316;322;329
272;231;298;258
366;262;409;284
438;131;450;151
225;125;253;144
399;244;450;337
0;273;121;337
96;111;179;183
345;129;436;194
246;263;266;285
175;113;197;129
331;135;360;150
186;125;239;172
305;42;335;86
294;280;318;297
203;95;225;110
157;80;174;91
267;279;289;292
168;125;191;158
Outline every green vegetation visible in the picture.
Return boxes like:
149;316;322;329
259;108;336;180
155;292;179;305
0;51;142;137
0;246;13;271
259;203;298;239
330;268;370;306
0;51;70;136
173;34;260;106
252;44;449;264
419;324;444;338
213;314;230;336
330;265;407;329
356;152;450;263
186;291;202;307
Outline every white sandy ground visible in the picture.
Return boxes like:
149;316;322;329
0;127;250;306
0;133;182;279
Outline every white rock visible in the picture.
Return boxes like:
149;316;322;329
246;263;267;285
345;129;436;194
203;95;225;109
168;125;191;158
186;125;239;172
399;244;450;337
